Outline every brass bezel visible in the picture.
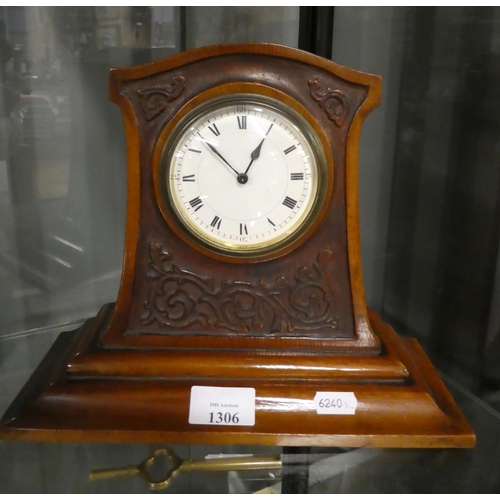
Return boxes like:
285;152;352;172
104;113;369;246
155;86;332;263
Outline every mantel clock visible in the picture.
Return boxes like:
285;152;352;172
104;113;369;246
0;44;475;447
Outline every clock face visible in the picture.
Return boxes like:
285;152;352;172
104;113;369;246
161;94;327;259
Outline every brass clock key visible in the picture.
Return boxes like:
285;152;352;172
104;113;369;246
90;447;282;491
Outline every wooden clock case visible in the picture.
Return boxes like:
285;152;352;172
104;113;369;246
0;44;475;447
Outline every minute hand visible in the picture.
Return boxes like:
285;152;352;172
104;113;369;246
203;139;240;177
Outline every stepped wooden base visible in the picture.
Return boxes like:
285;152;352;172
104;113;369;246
0;304;475;448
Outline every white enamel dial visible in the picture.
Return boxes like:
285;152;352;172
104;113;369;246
164;96;323;256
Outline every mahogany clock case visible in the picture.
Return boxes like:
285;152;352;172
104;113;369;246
0;44;475;448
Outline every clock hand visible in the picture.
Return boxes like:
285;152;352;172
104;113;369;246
244;123;273;175
198;133;241;178
244;138;265;174
206;142;240;176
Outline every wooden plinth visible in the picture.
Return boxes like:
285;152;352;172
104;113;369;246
0;304;475;448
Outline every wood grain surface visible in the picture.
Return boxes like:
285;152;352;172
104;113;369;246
0;44;475;447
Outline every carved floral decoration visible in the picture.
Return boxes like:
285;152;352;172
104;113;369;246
308;78;348;127
141;243;339;334
137;76;186;121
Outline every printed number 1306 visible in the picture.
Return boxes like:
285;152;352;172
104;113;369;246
209;412;240;424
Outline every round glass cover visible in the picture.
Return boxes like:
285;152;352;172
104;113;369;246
162;95;326;257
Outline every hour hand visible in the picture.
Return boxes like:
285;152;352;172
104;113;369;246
245;123;273;175
245;138;265;173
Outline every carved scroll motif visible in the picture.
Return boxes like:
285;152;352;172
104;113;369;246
308;78;348;127
141;243;339;334
137;76;186;120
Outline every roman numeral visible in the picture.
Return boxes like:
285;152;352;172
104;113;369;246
208;124;220;136
188;148;201;153
284;145;297;155
290;173;304;181
189;196;203;211
282;196;297;210
237;116;247;129
182;174;195;182
210;215;222;229
240;223;248;235
267;218;275;227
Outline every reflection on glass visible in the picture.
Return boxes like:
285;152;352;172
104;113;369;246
333;7;500;409
185;7;299;48
0;6;300;337
0;6;182;336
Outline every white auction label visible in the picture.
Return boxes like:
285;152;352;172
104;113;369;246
189;386;256;426
313;392;358;415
